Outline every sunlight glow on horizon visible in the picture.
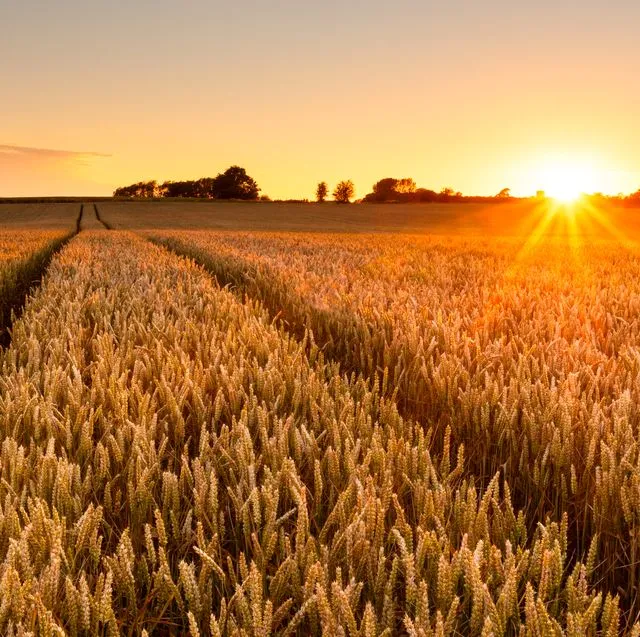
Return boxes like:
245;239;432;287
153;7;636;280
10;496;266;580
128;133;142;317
0;142;634;200
532;155;607;202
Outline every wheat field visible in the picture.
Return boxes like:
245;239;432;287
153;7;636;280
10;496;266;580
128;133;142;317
0;202;638;635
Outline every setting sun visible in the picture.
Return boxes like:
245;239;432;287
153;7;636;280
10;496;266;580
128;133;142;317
537;157;597;202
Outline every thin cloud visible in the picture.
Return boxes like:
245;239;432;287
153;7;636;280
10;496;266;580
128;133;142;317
0;144;111;160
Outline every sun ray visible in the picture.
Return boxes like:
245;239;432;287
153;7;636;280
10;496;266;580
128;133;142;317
577;199;637;249
500;193;636;286
513;199;557;260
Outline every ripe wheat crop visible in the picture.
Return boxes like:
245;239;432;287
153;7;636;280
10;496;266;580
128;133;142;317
146;229;640;631
0;229;634;635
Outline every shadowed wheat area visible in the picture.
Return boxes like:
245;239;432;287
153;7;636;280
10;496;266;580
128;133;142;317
0;202;640;635
0;205;79;346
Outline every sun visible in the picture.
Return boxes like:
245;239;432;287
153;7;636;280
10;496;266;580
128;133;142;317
547;178;583;203
537;157;596;203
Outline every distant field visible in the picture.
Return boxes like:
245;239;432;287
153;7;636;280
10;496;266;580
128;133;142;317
2;199;639;238
97;199;640;238
0;202;80;229
100;200;537;233
0;202;640;633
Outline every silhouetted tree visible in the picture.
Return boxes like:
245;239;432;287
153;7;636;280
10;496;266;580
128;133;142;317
496;187;511;198
316;182;328;203
113;180;158;198
364;177;417;202
161;180;198;198
396;178;416;194
333;180;355;203
415;188;439;202
194;177;215;198
211;166;260;200
371;178;399;201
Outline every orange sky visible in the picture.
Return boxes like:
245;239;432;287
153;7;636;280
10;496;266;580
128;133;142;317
2;1;639;198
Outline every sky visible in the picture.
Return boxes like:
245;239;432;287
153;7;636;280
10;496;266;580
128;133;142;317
1;0;639;199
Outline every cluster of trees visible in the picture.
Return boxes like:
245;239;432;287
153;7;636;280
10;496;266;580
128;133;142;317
113;166;260;200
359;181;640;205
360;177;514;203
584;189;640;207
311;178;517;204
315;180;355;204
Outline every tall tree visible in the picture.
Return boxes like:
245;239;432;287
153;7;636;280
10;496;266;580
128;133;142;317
211;166;260;200
333;180;355;204
316;181;328;203
372;178;399;200
367;177;417;201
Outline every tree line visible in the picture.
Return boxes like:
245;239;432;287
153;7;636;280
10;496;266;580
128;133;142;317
315;181;354;204
113;166;260;200
114;167;640;205
312;177;513;204
359;178;513;204
587;189;640;206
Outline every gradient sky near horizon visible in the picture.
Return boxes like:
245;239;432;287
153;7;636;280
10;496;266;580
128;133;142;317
2;0;639;198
